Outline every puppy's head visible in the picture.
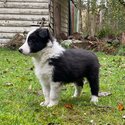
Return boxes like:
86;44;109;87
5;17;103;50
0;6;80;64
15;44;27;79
19;28;53;55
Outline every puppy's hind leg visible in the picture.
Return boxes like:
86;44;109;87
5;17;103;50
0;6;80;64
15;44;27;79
72;79;84;98
87;70;99;104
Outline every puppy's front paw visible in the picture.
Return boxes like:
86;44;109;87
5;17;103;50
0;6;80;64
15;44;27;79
71;95;79;98
47;101;58;107
40;101;49;106
90;95;98;105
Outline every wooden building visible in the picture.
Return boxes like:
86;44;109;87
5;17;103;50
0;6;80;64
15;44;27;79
0;0;79;44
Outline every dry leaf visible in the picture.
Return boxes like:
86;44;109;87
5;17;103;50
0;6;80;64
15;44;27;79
118;103;124;111
64;104;73;109
28;84;32;90
98;92;112;97
122;115;125;119
4;82;13;86
37;90;43;96
90;120;94;123
33;90;43;96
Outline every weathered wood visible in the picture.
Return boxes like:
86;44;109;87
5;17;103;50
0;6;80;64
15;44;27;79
0;14;49;21
49;0;54;32
61;27;68;33
61;18;68;24
0;39;11;44
0;20;49;27
0;26;39;33
61;24;68;30
0;8;49;15
0;0;48;2
121;32;125;45
0;33;16;39
0;0;69;44
0;2;48;9
53;0;68;35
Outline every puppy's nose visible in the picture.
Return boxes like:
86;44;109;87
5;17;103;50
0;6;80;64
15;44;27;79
18;48;23;53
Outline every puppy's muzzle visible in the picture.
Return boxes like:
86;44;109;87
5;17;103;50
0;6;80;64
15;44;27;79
18;48;23;53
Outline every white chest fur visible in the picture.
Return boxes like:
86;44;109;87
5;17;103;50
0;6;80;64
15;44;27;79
32;40;65;82
33;57;53;81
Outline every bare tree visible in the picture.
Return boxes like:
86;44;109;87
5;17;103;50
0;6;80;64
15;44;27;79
78;0;83;32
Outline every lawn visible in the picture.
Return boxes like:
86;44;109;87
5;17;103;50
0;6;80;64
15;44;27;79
0;48;125;125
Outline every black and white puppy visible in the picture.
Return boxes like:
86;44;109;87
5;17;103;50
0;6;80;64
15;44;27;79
19;28;100;107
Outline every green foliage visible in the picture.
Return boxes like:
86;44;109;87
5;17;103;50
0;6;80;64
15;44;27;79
61;40;72;48
117;45;125;56
81;0;125;36
97;27;114;39
0;48;125;125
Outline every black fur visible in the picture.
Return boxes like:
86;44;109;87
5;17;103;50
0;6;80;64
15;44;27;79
28;28;51;53
49;49;99;96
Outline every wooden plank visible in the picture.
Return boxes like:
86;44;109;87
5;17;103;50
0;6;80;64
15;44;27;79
61;18;68;24
61;27;68;33
0;14;49;21
0;8;49;15
61;24;68;30
0;0;48;2
61;0;68;9
0;39;11;44
61;9;68;17
61;14;68;20
53;0;68;35
0;20;49;27
0;2;48;9
57;0;68;10
0;33;16;39
0;26;40;33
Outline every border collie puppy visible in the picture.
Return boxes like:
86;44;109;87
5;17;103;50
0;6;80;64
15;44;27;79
19;28;99;107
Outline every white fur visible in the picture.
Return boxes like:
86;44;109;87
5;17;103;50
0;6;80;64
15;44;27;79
32;39;65;107
20;29;99;107
72;85;82;97
19;29;36;55
90;95;98;104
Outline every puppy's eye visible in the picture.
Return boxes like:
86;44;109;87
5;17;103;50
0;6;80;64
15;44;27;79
30;37;35;40
28;41;33;46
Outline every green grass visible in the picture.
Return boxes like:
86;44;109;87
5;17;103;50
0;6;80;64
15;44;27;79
0;48;125;125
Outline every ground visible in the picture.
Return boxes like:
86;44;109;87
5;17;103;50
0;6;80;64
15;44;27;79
0;48;125;125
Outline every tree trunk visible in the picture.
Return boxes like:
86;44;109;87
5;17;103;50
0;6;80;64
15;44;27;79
90;13;96;37
78;0;82;33
86;0;90;34
90;0;97;37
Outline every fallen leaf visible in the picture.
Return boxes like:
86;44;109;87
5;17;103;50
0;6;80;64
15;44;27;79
98;92;112;97
90;120;94;123
3;68;9;74
32;90;43;96
28;84;32;90
64;104;73;109
37;90;43;96
122;115;125;119
4;82;13;86
26;67;34;71
118;103;124;111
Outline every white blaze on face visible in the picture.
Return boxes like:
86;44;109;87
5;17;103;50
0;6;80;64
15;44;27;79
19;29;36;55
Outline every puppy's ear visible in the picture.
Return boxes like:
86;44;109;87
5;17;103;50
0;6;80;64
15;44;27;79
38;28;48;38
38;28;54;42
